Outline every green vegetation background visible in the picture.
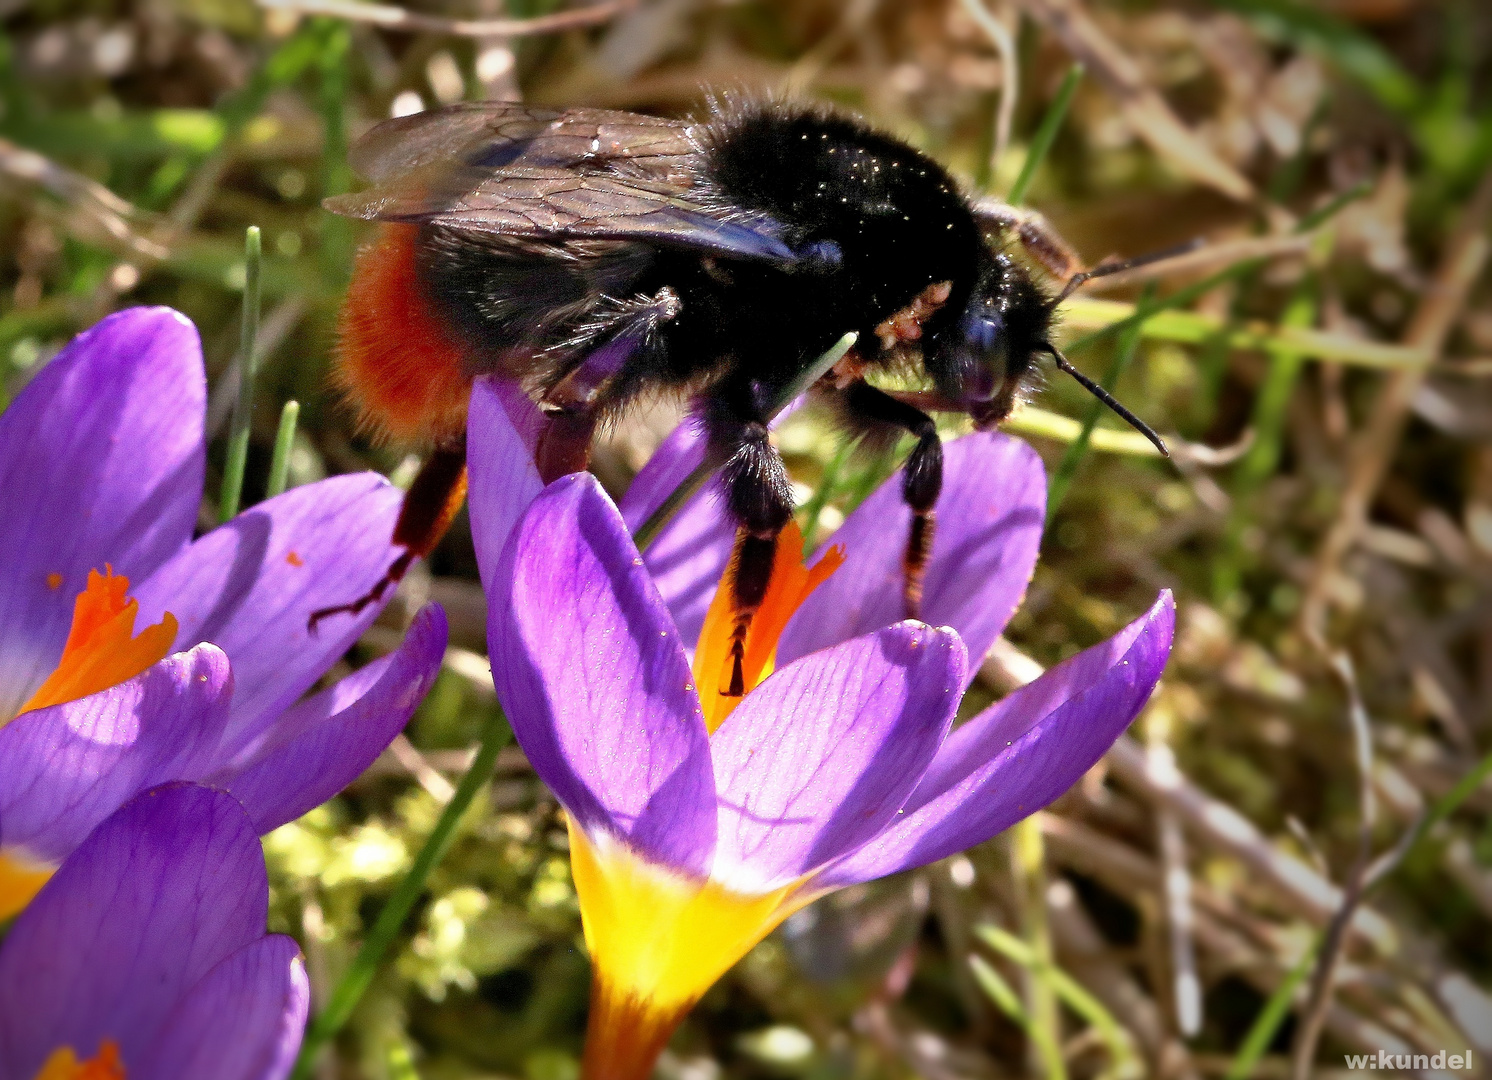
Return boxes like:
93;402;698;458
1;0;1490;1076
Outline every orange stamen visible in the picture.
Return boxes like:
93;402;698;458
692;521;844;734
32;1040;126;1080
14;568;177;720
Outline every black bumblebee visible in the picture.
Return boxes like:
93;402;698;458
318;99;1168;687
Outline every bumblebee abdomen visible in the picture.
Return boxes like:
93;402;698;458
336;223;475;444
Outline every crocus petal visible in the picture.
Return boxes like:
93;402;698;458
818;593;1175;888
0;783;268;1078
219;603;448;833
617;416;735;650
468;376;545;589
618;411;709;532
0;644;232;862
489;474;717;876
709;622;966;892
780;431;1045;687
133;936;309;1080
131;474;402;748
0;308;205;719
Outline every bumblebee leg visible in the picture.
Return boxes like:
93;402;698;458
535;408;597;484
544;287;681;411
308;436;468;631
709;384;795;698
535;287;682;484
970;199;1083;279
840;381;943;619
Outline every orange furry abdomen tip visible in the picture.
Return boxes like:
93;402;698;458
336;222;474;445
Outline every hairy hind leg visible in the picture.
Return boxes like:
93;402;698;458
838;381;943;619
308;436;468;631
534;287;681;484
536;408;598;483
707;382;795;699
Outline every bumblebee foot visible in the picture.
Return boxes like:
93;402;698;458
307;549;415;633
721;529;778;699
309;440;471;634
903;509;935;621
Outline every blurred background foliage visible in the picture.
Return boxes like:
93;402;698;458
2;0;1491;1076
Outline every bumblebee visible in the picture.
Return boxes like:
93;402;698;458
316;100;1168;691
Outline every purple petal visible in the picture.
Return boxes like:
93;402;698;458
0;645;232;862
819;593;1175;888
618;412;709;533
618;416;735;651
708;623;966;892
219;604;448;833
468;376;545;591
488;474;716;876
780;431;1045;687
131;474;403;748
134;936;309;1080
0;783;268;1078
0;308;205;719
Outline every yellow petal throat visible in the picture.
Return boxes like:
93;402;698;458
0;848;55;921
568;819;802;1080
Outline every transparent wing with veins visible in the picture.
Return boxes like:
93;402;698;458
326;102;797;263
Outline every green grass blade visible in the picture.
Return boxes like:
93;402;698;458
970;952;1029;1022
290;709;513;1079
1236;284;1318;489
1001;407;1165;457
1225;939;1319;1080
1008;63;1083;206
977;924;1139;1080
798;439;855;551
219;225;262;522
633;332;857;550
971;953;1067;1080
1046;286;1153;520
1382;746;1492;878
1213;0;1421;116
266;399;300;498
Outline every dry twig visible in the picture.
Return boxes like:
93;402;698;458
959;0;1020;176
1014;0;1255;203
1289;652;1377;1080
1301;171;1492;641
0;136;170;262
254;0;636;38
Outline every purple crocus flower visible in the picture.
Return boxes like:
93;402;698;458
0;307;447;917
463;379;1174;1080
0;782;309;1080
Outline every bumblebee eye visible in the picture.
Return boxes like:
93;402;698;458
957;309;1007;400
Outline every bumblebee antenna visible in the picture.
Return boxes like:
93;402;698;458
1051;239;1204;307
1039;343;1170;458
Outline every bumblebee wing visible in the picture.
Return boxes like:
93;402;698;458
328;103;796;263
347;102;695;181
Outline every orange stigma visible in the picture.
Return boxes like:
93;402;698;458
692;521;843;733
15;568;177;720
32;1040;125;1080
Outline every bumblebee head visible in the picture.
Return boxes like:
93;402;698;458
931;252;1170;456
928;253;1051;425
